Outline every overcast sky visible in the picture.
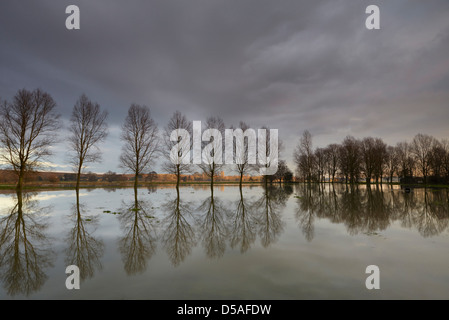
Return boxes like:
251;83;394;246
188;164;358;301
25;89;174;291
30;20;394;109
1;0;448;174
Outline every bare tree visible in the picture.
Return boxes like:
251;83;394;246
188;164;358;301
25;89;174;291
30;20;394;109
259;125;283;185
294;130;315;183
273;160;292;184
229;121;257;188
338;136;361;184
68;94;108;190
120;104;159;189
373;138;387;184
314;147;326;183
385;145;399;184
198;116;225;189
162;111;192;189
428;140;446;182
396;141;414;179
410;133;436;184
0;89;61;189
360;137;376;184
324;143;339;183
440;139;449;183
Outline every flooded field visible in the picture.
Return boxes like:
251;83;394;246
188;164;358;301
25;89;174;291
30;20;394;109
0;184;448;299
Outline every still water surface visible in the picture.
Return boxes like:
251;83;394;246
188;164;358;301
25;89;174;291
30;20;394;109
0;184;448;299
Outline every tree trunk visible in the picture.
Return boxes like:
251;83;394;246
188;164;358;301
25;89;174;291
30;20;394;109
16;187;23;215
134;171;138;190
134;183;138;208
76;163;82;190
17;168;25;191
176;165;180;190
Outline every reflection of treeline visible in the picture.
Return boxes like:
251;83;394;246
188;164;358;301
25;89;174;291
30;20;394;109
294;130;449;185
294;184;449;241
157;184;292;267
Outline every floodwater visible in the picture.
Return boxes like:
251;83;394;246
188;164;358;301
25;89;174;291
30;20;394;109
0;184;448;300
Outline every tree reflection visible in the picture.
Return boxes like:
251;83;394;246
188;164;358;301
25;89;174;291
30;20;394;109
0;189;54;297
197;187;229;259
412;190;449;237
294;184;449;240
295;184;319;242
65;189;104;282
339;185;390;236
117;187;157;275
161;187;196;266
229;186;256;253
391;188;417;229
253;185;287;247
388;188;449;237
361;186;391;234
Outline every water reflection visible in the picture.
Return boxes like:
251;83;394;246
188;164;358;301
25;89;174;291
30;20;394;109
254;185;290;248
294;184;449;241
117;188;157;275
65;189;104;282
161;187;196;267
2;184;448;298
0;190;54;297
230;187;257;253
197;187;229;259
393;188;449;238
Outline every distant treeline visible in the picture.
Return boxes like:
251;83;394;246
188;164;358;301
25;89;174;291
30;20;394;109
294;130;449;185
0;170;262;185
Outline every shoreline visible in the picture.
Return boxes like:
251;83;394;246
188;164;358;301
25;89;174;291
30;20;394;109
1;181;448;192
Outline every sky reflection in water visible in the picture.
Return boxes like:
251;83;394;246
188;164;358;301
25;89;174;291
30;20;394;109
0;184;448;299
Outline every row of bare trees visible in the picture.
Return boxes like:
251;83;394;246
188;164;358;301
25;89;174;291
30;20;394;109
161;113;287;189
0;89;164;190
3;88;447;190
0;88;288;190
294;130;449;184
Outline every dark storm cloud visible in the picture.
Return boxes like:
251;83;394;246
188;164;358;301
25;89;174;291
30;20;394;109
1;0;448;172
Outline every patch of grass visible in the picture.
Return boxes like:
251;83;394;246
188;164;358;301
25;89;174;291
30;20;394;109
103;210;121;215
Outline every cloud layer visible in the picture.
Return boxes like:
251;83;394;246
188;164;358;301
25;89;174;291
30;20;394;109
1;0;448;172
